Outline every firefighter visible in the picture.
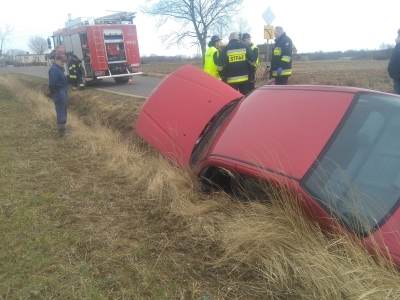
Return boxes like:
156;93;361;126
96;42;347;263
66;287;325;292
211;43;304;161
203;35;223;79
388;29;400;94
270;26;293;85
220;32;255;95
67;54;84;88
241;33;259;91
48;52;69;136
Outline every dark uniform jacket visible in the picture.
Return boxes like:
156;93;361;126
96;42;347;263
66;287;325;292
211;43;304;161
271;33;293;78
67;57;83;82
220;39;255;84
388;43;400;80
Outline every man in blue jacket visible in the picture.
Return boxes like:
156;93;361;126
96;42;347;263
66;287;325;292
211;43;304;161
388;29;400;94
48;52;69;136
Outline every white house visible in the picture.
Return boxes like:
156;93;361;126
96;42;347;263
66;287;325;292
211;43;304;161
14;54;47;64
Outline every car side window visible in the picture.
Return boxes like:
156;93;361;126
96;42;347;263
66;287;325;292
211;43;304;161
303;93;400;235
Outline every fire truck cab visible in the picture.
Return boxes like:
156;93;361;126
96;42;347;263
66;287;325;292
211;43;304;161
51;12;141;84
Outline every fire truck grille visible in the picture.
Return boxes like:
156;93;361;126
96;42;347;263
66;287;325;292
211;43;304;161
109;63;128;75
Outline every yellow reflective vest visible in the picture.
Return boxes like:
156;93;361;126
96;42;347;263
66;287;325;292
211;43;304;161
203;46;221;79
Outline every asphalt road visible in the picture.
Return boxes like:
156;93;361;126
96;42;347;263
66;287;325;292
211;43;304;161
0;66;163;98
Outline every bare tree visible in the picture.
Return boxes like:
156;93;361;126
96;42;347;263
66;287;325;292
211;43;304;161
28;36;48;54
212;20;231;41
144;0;242;61
0;25;13;56
236;17;251;34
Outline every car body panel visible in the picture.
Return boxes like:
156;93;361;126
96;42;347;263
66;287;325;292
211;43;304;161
136;65;242;166
365;207;400;265
202;151;338;223
207;87;354;179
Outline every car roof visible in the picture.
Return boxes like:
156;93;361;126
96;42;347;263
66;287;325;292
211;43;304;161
258;84;371;93
208;86;359;180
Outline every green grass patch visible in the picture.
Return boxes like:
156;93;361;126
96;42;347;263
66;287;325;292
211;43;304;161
0;83;180;299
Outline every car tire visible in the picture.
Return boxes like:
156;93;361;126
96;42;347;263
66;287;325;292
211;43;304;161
199;167;235;194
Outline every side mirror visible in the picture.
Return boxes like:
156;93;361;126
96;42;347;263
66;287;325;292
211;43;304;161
47;37;52;50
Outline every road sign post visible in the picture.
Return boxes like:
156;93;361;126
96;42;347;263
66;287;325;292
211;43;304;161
262;7;276;81
264;25;274;40
262;7;275;25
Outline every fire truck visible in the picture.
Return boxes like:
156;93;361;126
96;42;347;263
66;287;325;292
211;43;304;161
50;12;141;83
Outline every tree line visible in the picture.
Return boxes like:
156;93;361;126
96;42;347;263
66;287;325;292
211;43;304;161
296;48;394;61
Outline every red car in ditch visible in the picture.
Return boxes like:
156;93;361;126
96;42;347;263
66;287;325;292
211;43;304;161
136;65;400;265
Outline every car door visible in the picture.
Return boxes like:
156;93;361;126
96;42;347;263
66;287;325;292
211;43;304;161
135;64;243;166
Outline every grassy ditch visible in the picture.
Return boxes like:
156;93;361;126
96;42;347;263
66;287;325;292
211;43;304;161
1;75;400;299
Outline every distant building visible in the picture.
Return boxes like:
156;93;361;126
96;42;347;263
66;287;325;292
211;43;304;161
14;53;47;65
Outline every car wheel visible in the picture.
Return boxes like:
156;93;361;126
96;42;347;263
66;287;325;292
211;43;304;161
199;166;236;194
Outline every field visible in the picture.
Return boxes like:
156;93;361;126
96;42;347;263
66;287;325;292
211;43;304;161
141;61;201;76
141;59;394;93
290;60;393;92
1;60;400;299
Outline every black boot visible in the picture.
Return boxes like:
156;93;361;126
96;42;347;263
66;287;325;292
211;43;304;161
57;123;66;137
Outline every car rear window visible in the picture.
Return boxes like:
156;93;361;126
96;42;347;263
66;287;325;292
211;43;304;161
303;92;400;235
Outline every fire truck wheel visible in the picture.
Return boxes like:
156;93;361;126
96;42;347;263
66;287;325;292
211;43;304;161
114;77;130;84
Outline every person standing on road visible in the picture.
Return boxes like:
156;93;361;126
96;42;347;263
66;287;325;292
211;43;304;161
388;29;400;95
270;26;293;85
241;33;259;91
220;32;255;95
203;35;223;80
48;52;69;136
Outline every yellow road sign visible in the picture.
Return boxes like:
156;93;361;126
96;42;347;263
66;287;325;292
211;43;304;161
264;25;274;40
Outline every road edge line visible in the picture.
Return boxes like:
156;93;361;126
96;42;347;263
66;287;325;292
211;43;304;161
95;88;147;100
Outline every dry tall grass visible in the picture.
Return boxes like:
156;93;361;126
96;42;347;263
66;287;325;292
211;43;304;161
1;74;400;299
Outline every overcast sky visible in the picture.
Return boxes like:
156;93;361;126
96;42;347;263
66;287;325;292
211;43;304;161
1;0;399;56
